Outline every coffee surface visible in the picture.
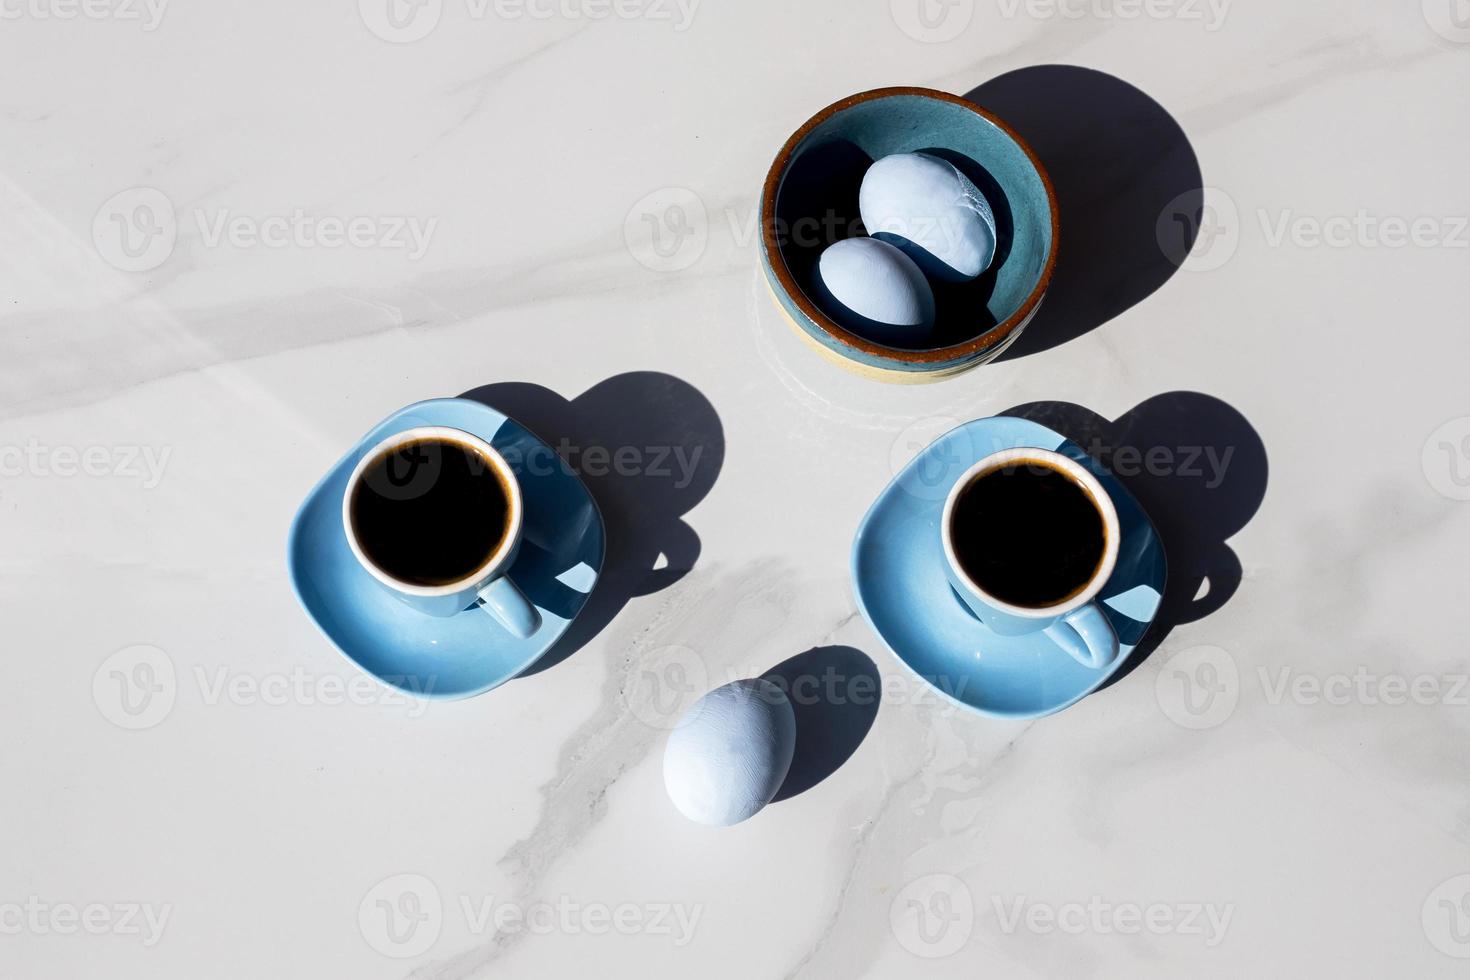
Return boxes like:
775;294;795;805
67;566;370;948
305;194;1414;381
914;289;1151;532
350;438;510;587
950;461;1106;608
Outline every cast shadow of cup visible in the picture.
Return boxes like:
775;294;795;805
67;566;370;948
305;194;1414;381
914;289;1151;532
1001;392;1268;687
964;65;1205;360
759;645;881;803
460;371;724;675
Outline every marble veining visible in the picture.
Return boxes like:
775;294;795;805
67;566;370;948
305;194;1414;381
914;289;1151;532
3;1;1469;978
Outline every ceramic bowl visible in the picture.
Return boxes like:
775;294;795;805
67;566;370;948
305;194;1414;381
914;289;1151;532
760;87;1058;383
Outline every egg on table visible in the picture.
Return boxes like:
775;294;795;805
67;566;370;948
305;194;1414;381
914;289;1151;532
811;236;936;346
859;151;998;282
663;679;797;827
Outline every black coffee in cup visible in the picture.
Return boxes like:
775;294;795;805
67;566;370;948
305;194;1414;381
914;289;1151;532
948;459;1107;608
348;437;511;587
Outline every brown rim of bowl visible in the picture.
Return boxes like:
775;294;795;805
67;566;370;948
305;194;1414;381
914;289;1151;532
760;86;1059;366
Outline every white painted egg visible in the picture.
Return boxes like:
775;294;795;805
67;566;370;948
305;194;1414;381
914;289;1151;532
663;679;796;827
859;151;998;282
812;237;936;346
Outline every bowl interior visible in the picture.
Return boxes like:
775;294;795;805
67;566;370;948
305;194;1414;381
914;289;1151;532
771;91;1054;353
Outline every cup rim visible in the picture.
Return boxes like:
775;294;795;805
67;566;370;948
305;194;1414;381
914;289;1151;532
341;425;523;598
940;447;1120;619
759;85;1059;366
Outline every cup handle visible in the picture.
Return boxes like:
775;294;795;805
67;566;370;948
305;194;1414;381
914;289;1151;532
477;576;541;639
1043;602;1119;670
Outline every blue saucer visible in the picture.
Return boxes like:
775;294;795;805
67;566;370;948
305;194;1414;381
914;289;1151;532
852;416;1167;719
288;398;604;700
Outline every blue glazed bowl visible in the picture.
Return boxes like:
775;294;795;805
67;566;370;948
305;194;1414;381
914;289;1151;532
760;87;1058;383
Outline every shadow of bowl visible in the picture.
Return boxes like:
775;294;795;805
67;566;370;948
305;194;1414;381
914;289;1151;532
964;65;1204;361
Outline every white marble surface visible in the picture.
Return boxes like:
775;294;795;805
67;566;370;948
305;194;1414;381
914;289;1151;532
3;1;1469;977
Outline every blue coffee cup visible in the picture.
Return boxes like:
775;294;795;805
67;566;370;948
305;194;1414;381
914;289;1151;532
940;447;1120;669
342;425;541;638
